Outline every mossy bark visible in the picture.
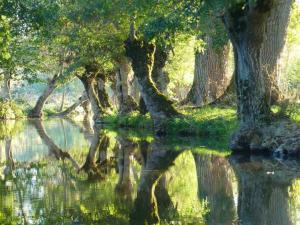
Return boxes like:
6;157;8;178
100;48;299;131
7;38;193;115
125;39;181;134
28;74;59;118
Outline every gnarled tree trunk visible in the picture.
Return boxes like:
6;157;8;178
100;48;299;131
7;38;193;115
78;73;105;122
184;37;231;106
125;39;181;134
28;74;59;118
116;57;138;114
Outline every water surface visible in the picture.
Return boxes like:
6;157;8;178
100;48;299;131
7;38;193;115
0;119;300;225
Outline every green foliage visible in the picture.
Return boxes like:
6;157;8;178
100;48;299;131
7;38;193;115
0;15;11;63
0;99;24;119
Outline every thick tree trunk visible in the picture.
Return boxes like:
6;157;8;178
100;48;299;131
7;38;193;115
116;58;139;114
261;0;293;104
184;37;231;106
28;74;59;118
54;94;88;117
223;2;275;127
125;39;181;134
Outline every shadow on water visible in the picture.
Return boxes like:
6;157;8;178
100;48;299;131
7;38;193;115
0;119;300;224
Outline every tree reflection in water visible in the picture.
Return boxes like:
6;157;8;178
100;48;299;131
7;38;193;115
1;120;300;224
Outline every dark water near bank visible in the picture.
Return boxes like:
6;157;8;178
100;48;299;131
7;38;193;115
0;119;300;225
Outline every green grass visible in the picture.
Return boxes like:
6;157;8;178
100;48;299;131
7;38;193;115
103;107;238;138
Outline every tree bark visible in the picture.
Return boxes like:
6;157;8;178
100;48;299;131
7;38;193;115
261;0;293;104
152;47;170;95
28;74;59;118
184;37;231;106
125;39;181;134
2;73;12;101
116;57;139;114
78;72;106;122
97;73;112;110
223;0;278;127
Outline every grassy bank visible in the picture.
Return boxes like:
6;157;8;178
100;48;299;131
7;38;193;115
103;104;300;138
103;107;238;138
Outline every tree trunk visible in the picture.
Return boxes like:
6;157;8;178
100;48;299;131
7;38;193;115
28;74;59;118
223;1;276;127
78;74;105;122
54;94;88;117
261;0;293;104
116;57;139;114
97;73;112;110
152;47;170;95
184;37;231;106
2;73;12;101
125;39;181;134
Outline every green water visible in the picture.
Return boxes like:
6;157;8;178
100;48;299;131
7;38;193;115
0;119;300;225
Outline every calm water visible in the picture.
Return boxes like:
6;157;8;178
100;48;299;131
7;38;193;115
0;119;300;225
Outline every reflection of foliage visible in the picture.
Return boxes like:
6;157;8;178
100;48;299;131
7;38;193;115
289;179;300;223
0;120;24;139
166;151;208;224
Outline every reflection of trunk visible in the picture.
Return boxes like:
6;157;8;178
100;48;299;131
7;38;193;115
184;38;231;106
230;156;292;225
125;39;181;134
4;137;14;176
29;74;59;118
54;94;88;117
31;120;80;170
154;175;178;220
193;154;236;225
130;140;181;225
80;128;110;179
115;137;137;201
222;0;292;126
116;58;138;114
